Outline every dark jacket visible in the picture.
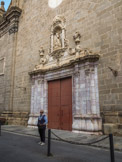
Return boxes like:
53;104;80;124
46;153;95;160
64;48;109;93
37;115;47;129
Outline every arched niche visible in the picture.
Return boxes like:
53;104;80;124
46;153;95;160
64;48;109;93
50;15;67;54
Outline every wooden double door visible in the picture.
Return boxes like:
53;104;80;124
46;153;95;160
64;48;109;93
48;77;72;131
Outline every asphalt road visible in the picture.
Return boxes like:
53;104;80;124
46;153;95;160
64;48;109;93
0;131;122;162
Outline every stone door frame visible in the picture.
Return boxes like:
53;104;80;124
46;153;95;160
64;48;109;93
28;61;102;132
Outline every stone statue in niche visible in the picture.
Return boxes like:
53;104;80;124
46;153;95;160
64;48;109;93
53;32;62;50
49;15;68;63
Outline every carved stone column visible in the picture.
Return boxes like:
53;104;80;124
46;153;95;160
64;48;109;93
28;76;48;127
72;62;102;132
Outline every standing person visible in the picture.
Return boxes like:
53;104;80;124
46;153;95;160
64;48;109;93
37;109;48;146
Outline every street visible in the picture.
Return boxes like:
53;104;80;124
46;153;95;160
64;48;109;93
0;131;122;162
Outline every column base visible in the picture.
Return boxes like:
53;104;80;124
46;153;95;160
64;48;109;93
72;115;102;132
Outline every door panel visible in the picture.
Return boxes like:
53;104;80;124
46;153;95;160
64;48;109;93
48;80;60;129
61;77;72;131
48;77;72;131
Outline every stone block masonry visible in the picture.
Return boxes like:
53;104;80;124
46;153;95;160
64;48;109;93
0;0;122;134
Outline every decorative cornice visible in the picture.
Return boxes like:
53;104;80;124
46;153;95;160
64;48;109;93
0;6;22;37
29;54;100;76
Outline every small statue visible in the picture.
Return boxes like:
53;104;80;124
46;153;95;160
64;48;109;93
84;48;93;55
75;45;82;57
39;47;44;57
53;32;62;50
64;39;69;48
39;47;47;66
69;32;82;57
73;32;81;45
69;48;76;55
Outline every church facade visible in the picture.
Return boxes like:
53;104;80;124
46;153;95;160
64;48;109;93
0;0;122;135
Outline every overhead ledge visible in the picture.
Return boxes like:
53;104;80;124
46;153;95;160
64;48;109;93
29;54;100;76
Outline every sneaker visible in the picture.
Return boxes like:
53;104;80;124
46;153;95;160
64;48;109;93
38;142;42;145
40;142;45;146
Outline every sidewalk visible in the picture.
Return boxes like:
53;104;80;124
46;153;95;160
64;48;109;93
1;125;122;152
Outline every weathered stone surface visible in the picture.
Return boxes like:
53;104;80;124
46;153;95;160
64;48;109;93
29;59;102;132
103;124;118;135
0;0;122;134
1;111;29;125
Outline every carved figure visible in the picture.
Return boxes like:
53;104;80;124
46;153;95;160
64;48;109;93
39;47;47;67
64;39;69;48
73;31;81;45
39;47;44;57
69;48;76;55
49;15;68;62
75;45;82;57
84;48;93;55
53;32;62;50
69;32;82;56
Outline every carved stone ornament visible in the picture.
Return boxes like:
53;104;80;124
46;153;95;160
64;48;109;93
0;6;22;37
39;47;44;57
34;47;48;70
69;31;81;57
69;31;97;58
52;15;66;28
49;15;68;63
73;31;81;45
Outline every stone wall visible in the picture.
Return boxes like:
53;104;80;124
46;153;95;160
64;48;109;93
0;0;122;133
13;0;122;108
0;33;14;113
